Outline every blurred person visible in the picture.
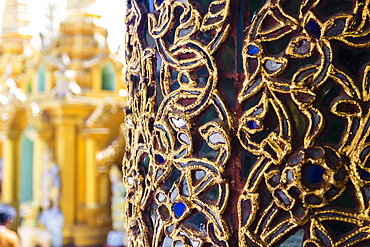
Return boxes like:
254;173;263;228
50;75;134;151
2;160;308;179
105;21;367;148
0;204;19;247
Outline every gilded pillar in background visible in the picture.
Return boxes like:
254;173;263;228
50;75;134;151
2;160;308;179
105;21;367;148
123;0;370;246
82;127;110;226
0;131;20;208
54;117;77;227
92;66;103;93
86;135;98;206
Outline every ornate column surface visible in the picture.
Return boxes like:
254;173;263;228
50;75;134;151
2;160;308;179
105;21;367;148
0;130;21;231
0;131;21;205
123;0;370;246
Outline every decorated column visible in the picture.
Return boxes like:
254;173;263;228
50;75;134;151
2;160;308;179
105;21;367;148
81;128;110;226
0;130;20;209
122;0;370;246
53;116;77;227
83;97;118;226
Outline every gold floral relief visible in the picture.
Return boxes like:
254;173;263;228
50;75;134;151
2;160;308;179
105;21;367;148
123;0;370;246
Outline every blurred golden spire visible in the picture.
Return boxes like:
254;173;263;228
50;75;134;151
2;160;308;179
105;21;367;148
1;0;30;35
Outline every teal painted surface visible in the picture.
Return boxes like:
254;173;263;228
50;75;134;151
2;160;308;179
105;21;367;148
19;127;33;203
38;66;45;92
279;229;305;247
102;63;116;91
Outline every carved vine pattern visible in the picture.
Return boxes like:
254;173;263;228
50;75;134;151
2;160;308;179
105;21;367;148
123;0;370;246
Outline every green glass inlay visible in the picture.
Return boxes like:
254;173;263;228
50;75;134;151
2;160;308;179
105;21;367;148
332;185;357;209
283;0;301;16
200;107;218;125
198;140;218;160
204;186;219;202
222;77;236;108
221;37;235;72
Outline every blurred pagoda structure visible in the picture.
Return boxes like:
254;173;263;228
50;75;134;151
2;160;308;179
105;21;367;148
0;0;127;246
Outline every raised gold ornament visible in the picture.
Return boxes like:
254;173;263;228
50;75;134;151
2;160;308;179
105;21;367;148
123;0;370;246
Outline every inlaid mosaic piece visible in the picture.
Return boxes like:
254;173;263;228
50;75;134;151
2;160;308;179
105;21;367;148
122;0;370;246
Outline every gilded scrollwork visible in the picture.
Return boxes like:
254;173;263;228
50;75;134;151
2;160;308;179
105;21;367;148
238;0;370;246
123;0;370;246
123;0;232;246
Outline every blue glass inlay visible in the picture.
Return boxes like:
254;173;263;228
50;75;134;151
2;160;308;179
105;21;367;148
359;167;370;179
306;20;321;38
156;154;165;164
149;0;154;12
306;165;324;184
173;202;186;218
247;120;258;129
157;0;164;5
247;45;259;55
